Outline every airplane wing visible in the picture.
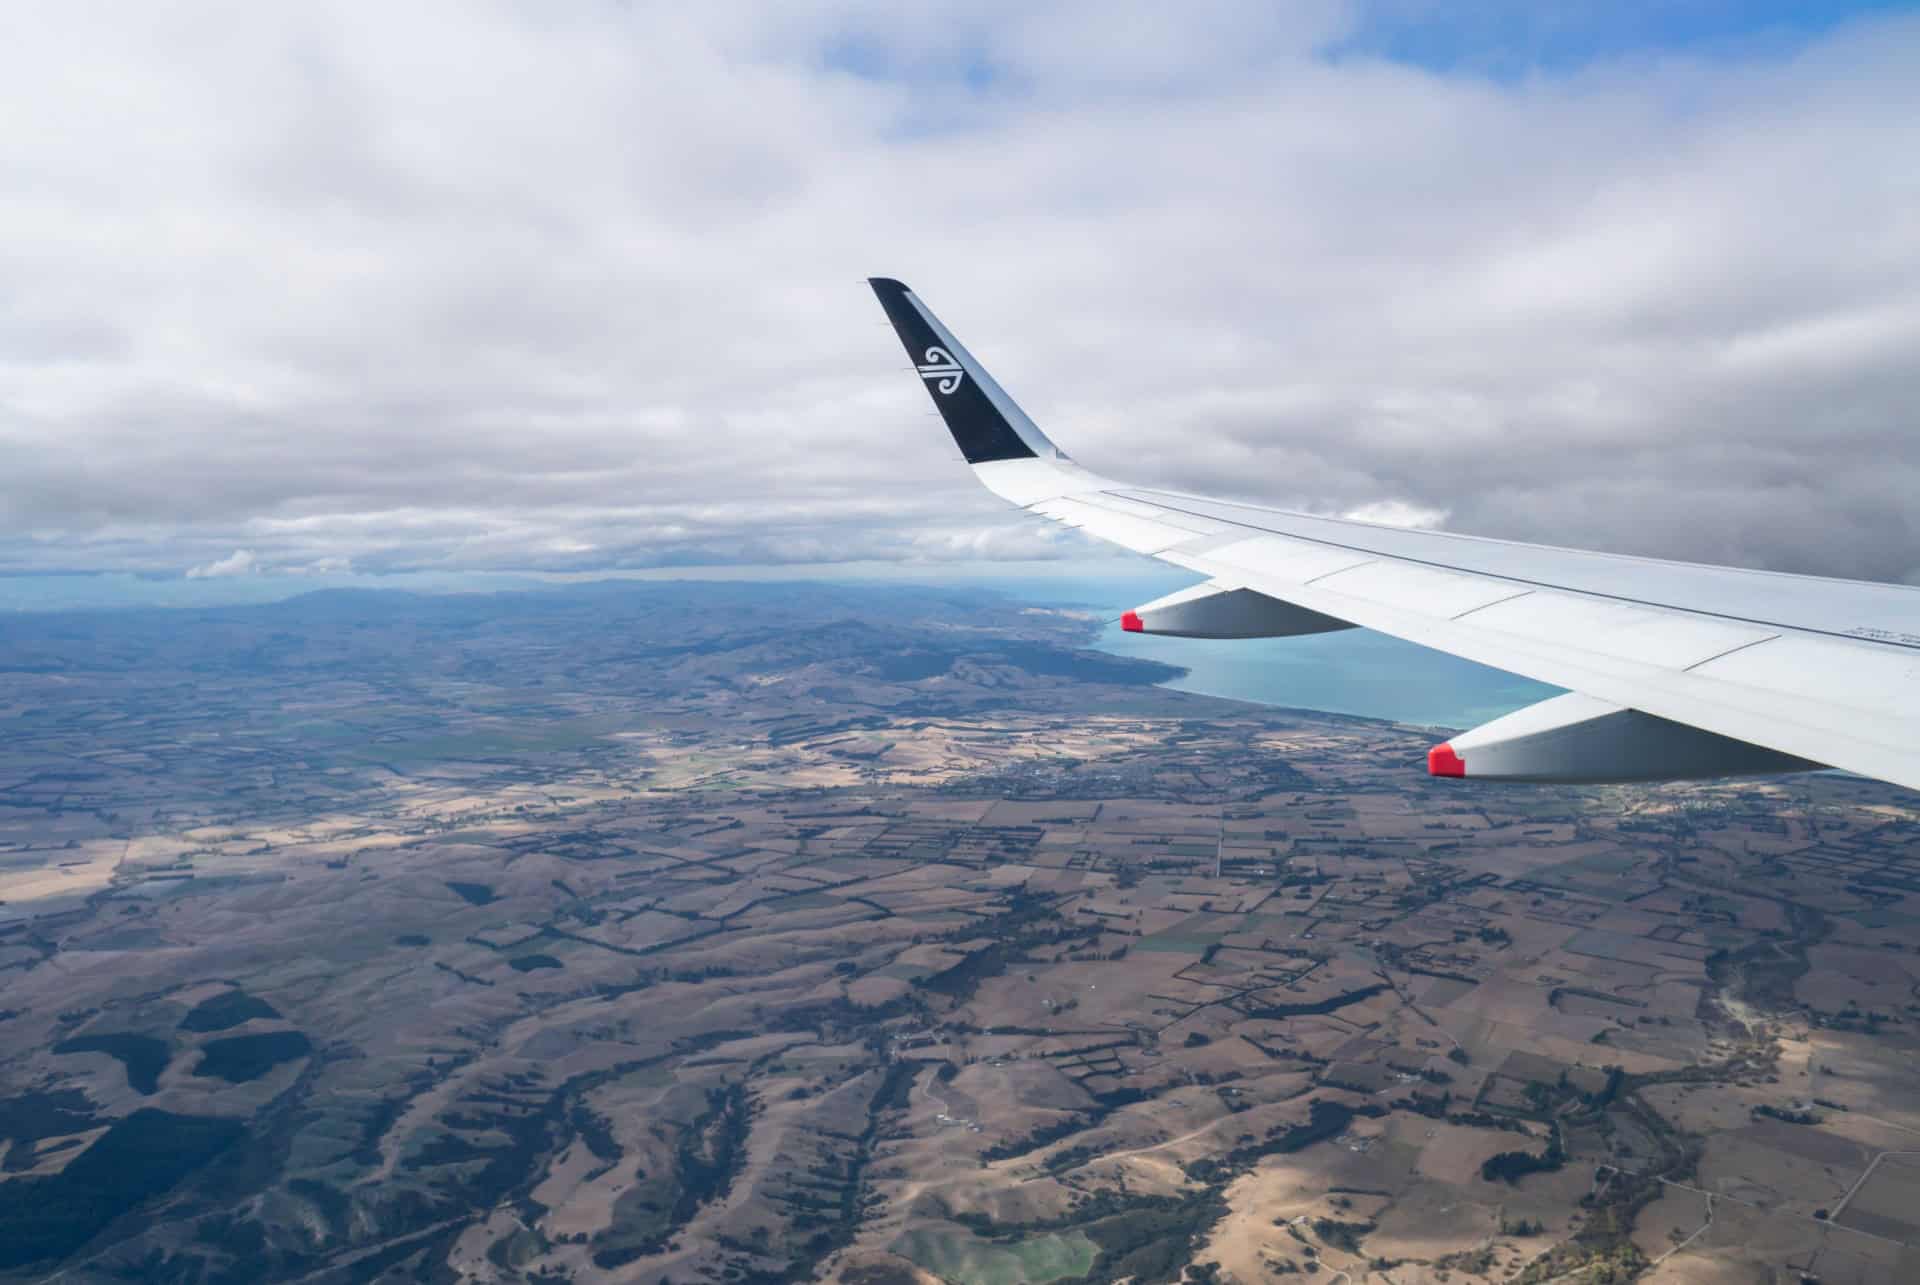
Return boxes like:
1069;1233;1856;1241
870;277;1920;792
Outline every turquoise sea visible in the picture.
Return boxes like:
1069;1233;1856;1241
1088;616;1560;733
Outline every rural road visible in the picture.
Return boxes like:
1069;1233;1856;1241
1828;1149;1920;1221
1040;1112;1234;1175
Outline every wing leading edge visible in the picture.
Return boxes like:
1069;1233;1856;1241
869;277;1920;794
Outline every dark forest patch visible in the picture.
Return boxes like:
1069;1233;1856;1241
446;881;496;906
0;1109;244;1269
0;1090;99;1167
52;1033;170;1095
192;1031;313;1083
179;991;281;1033
978;642;1179;686
870;642;1180;688
917;942;1010;1002
1242;984;1392;1021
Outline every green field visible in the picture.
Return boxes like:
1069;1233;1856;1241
893;1227;1096;1285
769;891;841;911
1137;911;1236;953
1134;933;1223;954
617;1064;676;1089
347;722;604;764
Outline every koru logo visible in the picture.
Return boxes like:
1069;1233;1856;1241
916;346;965;395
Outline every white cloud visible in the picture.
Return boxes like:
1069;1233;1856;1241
186;549;259;579
1341;500;1448;530
0;2;1916;583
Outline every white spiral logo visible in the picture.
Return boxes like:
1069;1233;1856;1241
915;346;965;395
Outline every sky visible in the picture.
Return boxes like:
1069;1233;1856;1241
2;0;1918;607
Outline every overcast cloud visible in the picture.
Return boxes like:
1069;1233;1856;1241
2;1;1917;587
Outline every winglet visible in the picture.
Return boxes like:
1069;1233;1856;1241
868;278;1061;465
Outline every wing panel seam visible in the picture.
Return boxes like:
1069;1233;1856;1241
1681;634;1780;673
1450;589;1534;620
1303;560;1379;586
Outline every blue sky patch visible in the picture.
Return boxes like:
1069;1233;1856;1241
1328;0;1913;77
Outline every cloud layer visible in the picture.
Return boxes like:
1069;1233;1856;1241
3;1;1917;583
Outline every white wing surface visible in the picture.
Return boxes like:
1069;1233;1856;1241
870;278;1920;793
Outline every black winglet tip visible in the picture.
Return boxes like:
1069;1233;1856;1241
868;276;909;295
